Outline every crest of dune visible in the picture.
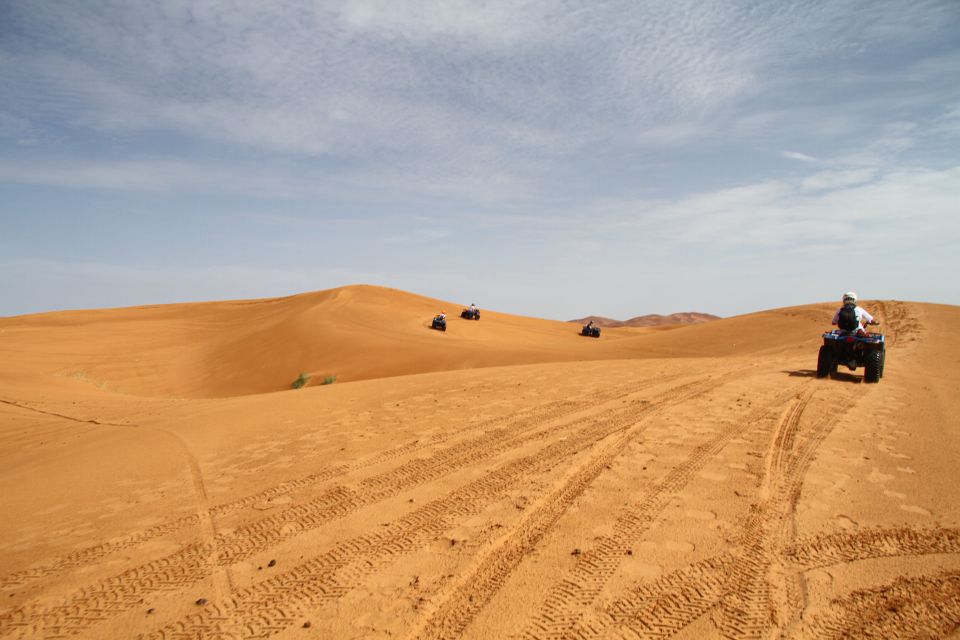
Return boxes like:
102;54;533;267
2;284;839;398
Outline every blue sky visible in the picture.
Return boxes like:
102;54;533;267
1;1;958;320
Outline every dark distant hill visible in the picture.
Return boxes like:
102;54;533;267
570;315;621;327
569;312;720;328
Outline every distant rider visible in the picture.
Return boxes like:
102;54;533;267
832;291;876;334
469;303;477;314
439;310;447;322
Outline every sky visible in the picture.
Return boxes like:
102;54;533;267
1;0;958;320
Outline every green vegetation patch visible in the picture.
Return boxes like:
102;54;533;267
291;372;311;389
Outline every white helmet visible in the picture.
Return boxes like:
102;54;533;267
842;291;857;303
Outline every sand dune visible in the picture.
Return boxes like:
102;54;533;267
0;285;671;398
0;285;824;398
1;289;958;639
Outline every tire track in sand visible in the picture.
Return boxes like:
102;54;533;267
136;378;722;640
594;553;736;639
554;375;865;639
0;376;685;638
0;378;649;594
405;376;748;640
802;571;960;639
515;386;811;640
686;373;862;638
785;527;960;570
713;390;823;640
212;377;680;565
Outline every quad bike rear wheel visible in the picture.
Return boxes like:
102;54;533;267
816;346;835;378
864;349;882;383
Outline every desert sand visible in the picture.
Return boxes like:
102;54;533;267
0;285;958;639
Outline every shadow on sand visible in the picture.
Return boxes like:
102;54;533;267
784;369;863;384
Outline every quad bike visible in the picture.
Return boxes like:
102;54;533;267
431;315;447;332
580;324;601;338
817;323;885;383
461;308;480;320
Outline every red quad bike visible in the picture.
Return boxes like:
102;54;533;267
817;323;885;383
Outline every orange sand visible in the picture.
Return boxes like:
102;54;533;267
0;286;957;639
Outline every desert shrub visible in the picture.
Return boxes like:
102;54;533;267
291;372;311;389
321;375;337;385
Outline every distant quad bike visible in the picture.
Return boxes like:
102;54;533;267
461;308;480;320
580;324;601;338
431;315;447;332
817;328;885;383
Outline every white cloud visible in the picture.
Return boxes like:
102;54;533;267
337;0;549;44
836;121;919;164
7;0;952;166
801;168;876;191
522;163;960;257
0;159;301;198
931;103;960;137
781;151;817;162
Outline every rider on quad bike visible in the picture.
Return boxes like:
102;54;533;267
818;291;884;382
581;320;601;338
832;291;876;333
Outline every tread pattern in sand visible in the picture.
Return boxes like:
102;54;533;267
408;376;742;640
0;376;661;595
514;386;816;640
136;378;722;639
786;527;960;569
508;371;881;640
803;571;960;639
0;375;690;638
